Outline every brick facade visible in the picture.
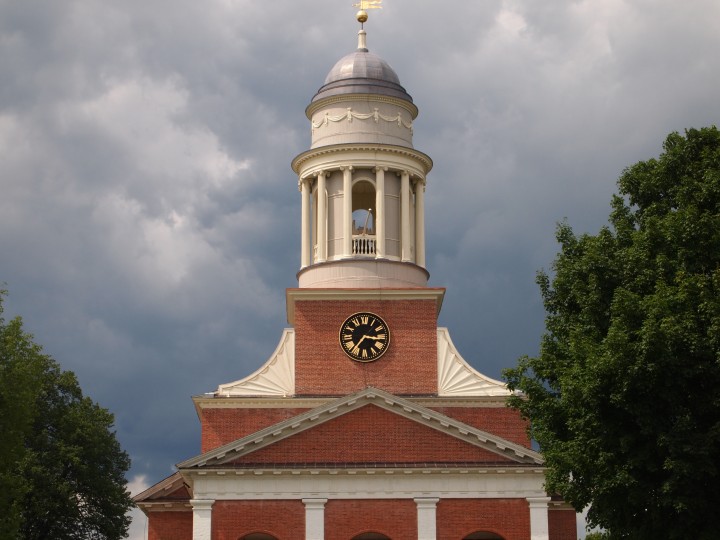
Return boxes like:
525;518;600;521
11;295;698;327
147;511;192;540
201;407;312;452
436;499;531;540
429;406;531;448
325;499;417;540
211;500;305;540
549;508;578;540
229;404;515;466
294;298;439;396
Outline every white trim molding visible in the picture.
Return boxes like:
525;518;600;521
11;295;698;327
311;107;413;134
416;498;439;540
527;496;551;540
190;499;214;540
303;498;328;540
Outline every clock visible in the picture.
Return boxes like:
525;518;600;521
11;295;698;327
339;312;390;362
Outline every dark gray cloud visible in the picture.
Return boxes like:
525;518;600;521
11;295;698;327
2;2;719;536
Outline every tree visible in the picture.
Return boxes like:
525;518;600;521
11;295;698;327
504;127;720;539
0;290;133;539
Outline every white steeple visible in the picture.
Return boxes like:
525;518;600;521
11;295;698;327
292;21;432;289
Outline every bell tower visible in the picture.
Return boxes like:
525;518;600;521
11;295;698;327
287;11;443;396
292;21;432;289
135;8;578;539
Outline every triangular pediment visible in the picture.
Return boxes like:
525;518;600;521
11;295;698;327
132;472;192;507
178;387;543;470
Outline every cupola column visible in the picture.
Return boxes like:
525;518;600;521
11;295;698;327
375;166;386;259
342;166;353;258
316;171;327;263
401;170;412;262
415;178;426;267
300;177;311;268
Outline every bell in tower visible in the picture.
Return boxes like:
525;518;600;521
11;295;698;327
292;23;433;289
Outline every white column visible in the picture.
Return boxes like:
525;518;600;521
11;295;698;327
343;166;353;257
414;179;426;268
415;497;439;540
303;498;327;540
401;170;411;262
375;166;386;258
527;497;551;540
317;171;327;263
300;177;311;268
191;499;214;540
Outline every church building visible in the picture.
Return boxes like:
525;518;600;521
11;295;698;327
135;8;577;540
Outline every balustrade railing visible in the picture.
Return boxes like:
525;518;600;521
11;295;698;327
352;235;376;256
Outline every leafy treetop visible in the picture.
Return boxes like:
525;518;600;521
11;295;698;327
504;126;720;539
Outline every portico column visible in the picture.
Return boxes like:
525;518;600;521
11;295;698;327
190;499;214;540
414;178;426;268
415;497;439;540
303;498;328;540
401;170;411;262
300;177;311;268
527;497;551;540
375;166;386;258
317;171;327;263
343;166;353;257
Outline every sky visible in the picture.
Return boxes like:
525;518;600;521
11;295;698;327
1;1;719;538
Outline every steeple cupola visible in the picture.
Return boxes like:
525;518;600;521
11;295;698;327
292;22;433;289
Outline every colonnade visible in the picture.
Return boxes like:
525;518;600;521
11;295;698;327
190;496;552;540
299;165;426;269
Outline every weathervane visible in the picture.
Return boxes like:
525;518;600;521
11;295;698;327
353;0;382;27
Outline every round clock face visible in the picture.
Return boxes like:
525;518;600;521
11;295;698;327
339;312;390;362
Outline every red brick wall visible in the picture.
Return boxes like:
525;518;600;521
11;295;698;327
437;499;530;540
147;511;192;540
549;508;577;540
429;406;531;448
201;407;311;452
294;298;438;395
325;499;417;540
231;404;514;465
211;500;305;540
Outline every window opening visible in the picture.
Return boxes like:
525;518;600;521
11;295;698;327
351;179;376;256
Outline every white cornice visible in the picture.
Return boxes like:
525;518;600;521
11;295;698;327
291;143;433;176
285;287;445;325
193;395;512;410
185;467;548;501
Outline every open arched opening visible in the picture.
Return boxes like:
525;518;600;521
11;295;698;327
240;533;279;540
351;533;391;540
463;531;505;539
351;179;376;256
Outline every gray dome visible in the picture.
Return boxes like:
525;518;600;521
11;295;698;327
311;49;413;103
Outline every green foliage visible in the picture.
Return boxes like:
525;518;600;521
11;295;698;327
0;290;133;539
504;127;720;539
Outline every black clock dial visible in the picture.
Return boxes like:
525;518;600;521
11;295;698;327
339;312;390;362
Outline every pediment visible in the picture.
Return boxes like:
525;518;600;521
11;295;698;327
178;387;542;470
133;472;191;505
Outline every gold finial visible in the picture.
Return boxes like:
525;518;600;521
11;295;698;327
353;0;382;26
